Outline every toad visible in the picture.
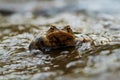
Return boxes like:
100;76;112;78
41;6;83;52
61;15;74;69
29;25;82;54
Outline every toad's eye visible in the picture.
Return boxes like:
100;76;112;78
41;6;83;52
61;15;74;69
64;25;73;33
47;25;58;33
50;25;56;30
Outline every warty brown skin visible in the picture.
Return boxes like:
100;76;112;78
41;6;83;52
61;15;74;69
29;25;82;54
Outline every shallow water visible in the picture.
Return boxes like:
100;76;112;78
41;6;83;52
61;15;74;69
0;0;120;80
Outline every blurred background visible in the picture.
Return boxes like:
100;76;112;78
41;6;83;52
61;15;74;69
0;0;120;16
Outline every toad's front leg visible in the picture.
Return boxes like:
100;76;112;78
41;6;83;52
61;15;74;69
29;37;45;54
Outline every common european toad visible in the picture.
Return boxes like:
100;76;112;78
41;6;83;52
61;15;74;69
29;25;82;54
